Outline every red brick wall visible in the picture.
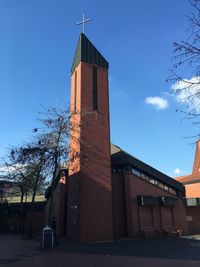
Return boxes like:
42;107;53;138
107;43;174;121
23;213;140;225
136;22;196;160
185;183;200;197
24;210;44;234
185;206;200;234
44;176;67;237
112;172;188;238
0;209;44;235
51;179;67;236
112;173;127;238
129;173;187;236
68;62;113;242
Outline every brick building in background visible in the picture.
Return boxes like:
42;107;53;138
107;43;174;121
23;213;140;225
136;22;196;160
175;141;200;234
45;33;190;242
176;140;200;198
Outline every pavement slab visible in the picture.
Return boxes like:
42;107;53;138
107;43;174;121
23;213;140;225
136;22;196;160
1;234;200;266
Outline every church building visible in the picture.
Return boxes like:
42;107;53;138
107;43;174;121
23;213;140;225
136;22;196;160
45;33;188;242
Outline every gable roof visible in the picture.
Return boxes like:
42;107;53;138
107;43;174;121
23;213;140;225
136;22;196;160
176;173;200;184
71;33;109;74
175;140;200;185
111;144;185;194
192;140;200;174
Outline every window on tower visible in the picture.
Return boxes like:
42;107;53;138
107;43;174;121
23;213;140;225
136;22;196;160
93;66;98;110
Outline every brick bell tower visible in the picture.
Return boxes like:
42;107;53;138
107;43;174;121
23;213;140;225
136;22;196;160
67;33;113;242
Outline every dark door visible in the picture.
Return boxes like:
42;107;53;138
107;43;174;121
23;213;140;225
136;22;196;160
66;174;80;241
112;173;127;238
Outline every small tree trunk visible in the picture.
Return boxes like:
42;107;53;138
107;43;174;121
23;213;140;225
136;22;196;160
28;173;40;238
48;150;59;226
28;192;36;238
21;193;27;236
18;191;24;234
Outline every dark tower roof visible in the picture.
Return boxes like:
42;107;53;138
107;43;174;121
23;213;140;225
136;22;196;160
71;33;109;74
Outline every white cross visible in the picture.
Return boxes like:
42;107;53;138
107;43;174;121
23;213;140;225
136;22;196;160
76;14;92;34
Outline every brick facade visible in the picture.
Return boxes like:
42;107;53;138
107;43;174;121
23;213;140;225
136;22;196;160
67;60;113;242
43;33;191;242
112;172;188;238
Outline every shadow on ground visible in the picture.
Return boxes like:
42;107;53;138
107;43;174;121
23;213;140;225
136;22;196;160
58;235;200;261
1;234;200;265
0;234;42;265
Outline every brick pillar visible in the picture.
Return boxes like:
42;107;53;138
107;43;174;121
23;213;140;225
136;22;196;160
66;34;114;242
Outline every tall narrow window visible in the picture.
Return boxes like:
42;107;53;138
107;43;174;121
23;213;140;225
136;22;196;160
74;71;77;112
93;67;98;110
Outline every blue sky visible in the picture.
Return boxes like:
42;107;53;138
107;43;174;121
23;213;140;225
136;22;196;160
0;0;198;177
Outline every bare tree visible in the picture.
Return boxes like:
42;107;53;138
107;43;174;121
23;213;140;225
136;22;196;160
0;105;80;234
169;0;200;122
1;146;46;236
17;146;47;237
32;106;71;225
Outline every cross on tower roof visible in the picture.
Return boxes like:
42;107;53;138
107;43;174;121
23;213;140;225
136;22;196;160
76;14;92;34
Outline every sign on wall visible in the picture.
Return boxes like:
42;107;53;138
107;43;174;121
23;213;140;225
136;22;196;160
186;216;193;222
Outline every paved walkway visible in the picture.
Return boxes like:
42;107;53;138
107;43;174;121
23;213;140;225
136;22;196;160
1;234;200;266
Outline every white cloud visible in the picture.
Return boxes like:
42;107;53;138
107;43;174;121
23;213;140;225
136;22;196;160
145;96;169;110
174;168;182;175
171;76;200;113
0;164;25;176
